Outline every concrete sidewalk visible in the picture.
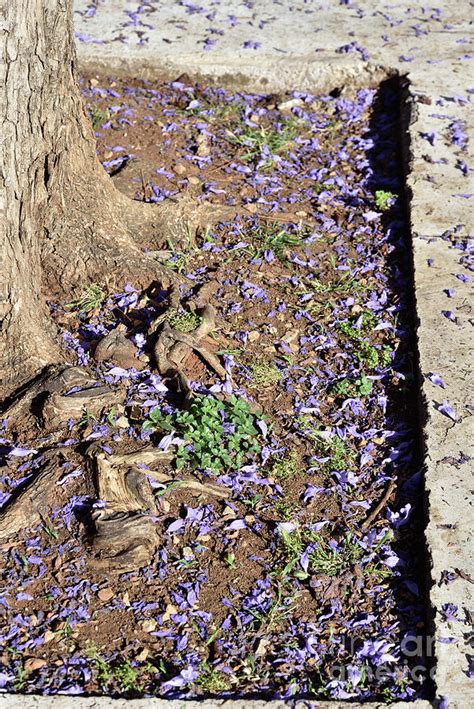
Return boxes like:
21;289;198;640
6;1;473;707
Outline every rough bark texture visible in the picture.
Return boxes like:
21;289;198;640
0;0;205;394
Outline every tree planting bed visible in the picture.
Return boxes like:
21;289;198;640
0;75;430;701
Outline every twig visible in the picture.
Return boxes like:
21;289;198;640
361;480;396;530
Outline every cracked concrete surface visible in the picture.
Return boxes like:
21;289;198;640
3;1;472;707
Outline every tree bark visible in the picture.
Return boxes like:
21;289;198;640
0;0;202;394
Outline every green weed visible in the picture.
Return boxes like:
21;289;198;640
375;189;397;211
315;434;355;471
229;116;302;162
271;451;301;481
247;223;306;263
249;361;281;386
66;283;107;313
113;661;144;694
337;321;392;370
144;395;264;473
330;374;373;398
279;527;363;579
196;663;232;693
89;106;110;130
40;517;59;540
275;498;298;521
168;309;203;333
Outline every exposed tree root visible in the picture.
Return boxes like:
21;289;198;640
0;451;67;540
1;272;231;572
85;445;227;572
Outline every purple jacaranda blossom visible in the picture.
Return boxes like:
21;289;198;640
167;519;185;534
444;288;456;298
428;373;446;388
441;310;457;322
437;401;457;421
440;603;459;622
439;569;457;585
7;446;37;457
227;519;246;530
158;433;184;451
357;638;398;665
420;131;437;145
161;665;198;691
387;503;412;528
243;40;261;50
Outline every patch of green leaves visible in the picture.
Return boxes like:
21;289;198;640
196;663;232;693
249;360;281;386
271;451;301;481
330;374;373;398
247;223;306;263
229;116;302;162
89;106;110;130
279;527;363;579
175;395;263;472
337;321;392;370
145;395;264;473
375;189;397;211
66;284;107;314
168;309;203;333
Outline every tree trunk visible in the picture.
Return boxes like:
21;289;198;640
0;0;206;394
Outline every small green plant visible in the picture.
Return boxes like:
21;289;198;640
8;650;29;691
66;283;107;313
89;106;110;130
78;409;97;429
225;551;236;569
316;434;354;471
41;517;59;540
247;223;305;263
144;395;264;473
279;526;363;579
375;189;397;211
196;662;232;693
249;360;281;386
271;451;301;481
56;619;73;641
242;493;263;510
87;645;111;688
330;375;373;398
168;309;203;333
275;498;298;521
113;661;144;694
229;116;302;162
337;321;391;370
86;647;147;694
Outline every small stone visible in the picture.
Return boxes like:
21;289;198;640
162;604;178;622
277;98;304;112
97;588;114;602
245;203;258;213
122;592;131;607
136;648;149;662
25;658;47;672
248;330;260;342
141;619;157;633
44;631;56;643
188;175;201;185
115;415;129;429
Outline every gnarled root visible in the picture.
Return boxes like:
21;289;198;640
0;451;67;541
85;445;228;572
